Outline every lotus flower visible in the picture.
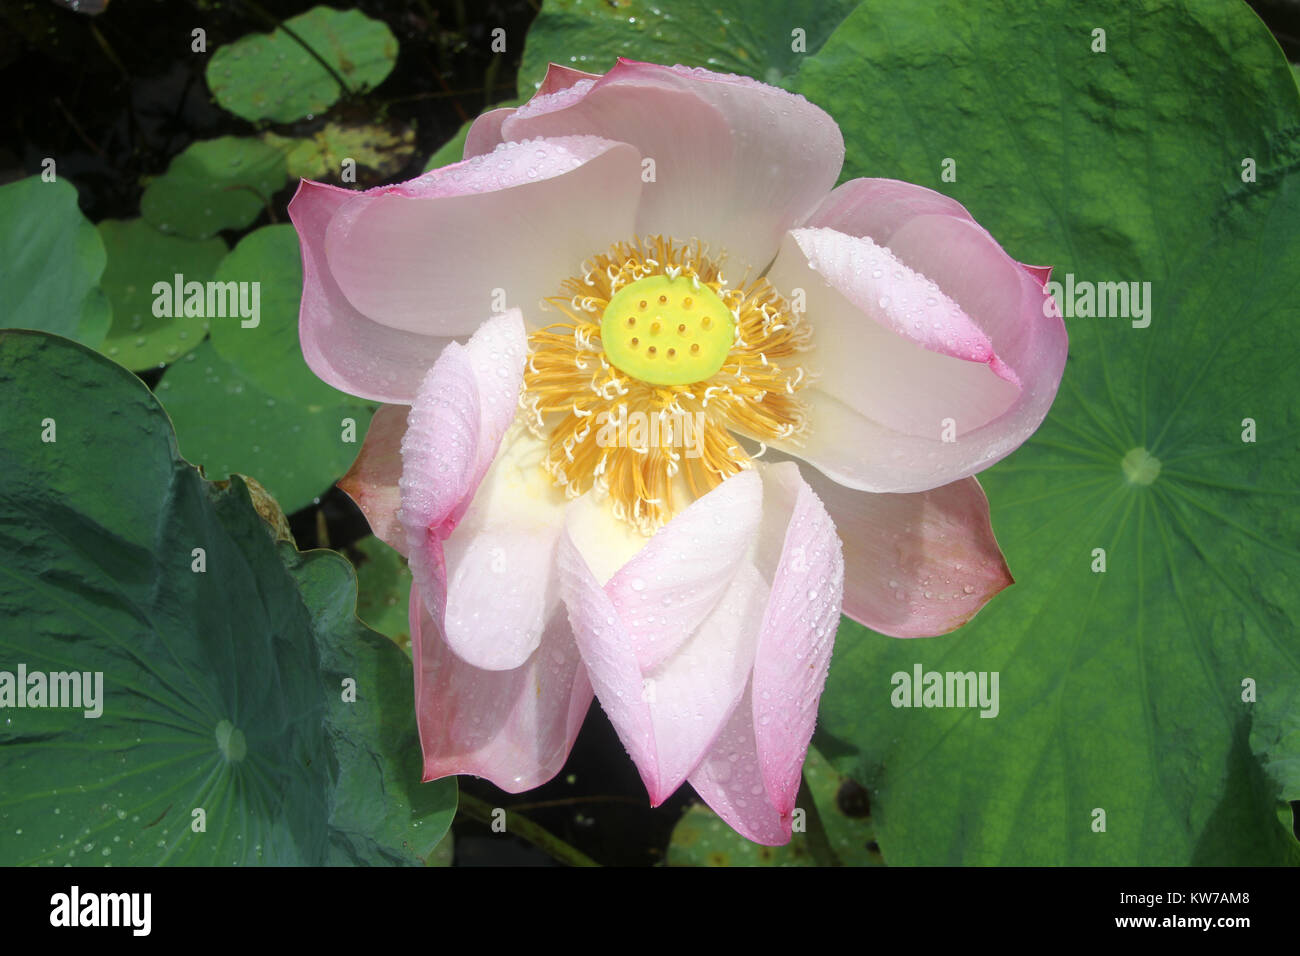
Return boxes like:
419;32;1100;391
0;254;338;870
288;59;1067;845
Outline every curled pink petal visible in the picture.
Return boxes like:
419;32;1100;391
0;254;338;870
764;183;1066;492
288;180;455;402
604;477;764;672
556;471;765;804
412;586;592;792
535;62;603;96
463;107;516;159
337;403;409;555
802;470;1013;637
400;312;551;671
440;429;570;671
687;461;843;844
500;59;843;275
321;136;641;337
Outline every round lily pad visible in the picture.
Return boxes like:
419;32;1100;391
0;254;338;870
96;218;226;371
207;224;323;401
140;137;289;240
207;6;398;123
157;340;374;515
0;176;109;346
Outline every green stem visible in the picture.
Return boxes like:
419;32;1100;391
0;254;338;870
239;0;354;98
797;773;842;867
457;793;600;867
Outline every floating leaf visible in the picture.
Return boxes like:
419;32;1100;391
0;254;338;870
207;224;323;401
0;176;109;346
158;340;374;516
140;137;288;240
263;120;417;182
351;536;413;650
96;218;226;371
0;330;454;866
207;6;398;123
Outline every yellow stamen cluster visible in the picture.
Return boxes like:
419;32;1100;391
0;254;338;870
522;236;811;534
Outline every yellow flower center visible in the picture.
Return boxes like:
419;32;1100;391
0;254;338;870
600;275;735;386
523;236;810;534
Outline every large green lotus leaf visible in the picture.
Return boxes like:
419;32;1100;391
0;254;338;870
140;137;288;240
518;0;860;92
158;340;373;515
0;331;453;865
0;176;110;346
96;219;226;371
208;224;327;402
667;747;883;866
207;6;398;124
799;0;1300;865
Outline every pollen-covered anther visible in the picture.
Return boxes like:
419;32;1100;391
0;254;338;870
521;236;812;534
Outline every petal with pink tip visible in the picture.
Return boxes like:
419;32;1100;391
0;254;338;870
461;64;602;157
765;228;1019;473
688;461;843;844
686;685;789;845
501;59;843;275
780;178;1068;492
749;463;844;814
288;180;456;403
807;177;979;239
556;471;766;804
535;62;604;96
324;136;641;336
399;311;531;652
765;219;1064;492
797;466;1012;637
337;403;409;554
809;180;1054;295
463;107;516;159
411;586;592;792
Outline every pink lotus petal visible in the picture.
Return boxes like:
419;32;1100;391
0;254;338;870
535;62;603;96
440;429;570;671
288;180;456;402
686;684;789;845
750;463;843;817
464;63;605;159
689;461;843;844
500;59;843;275
808;177;979;239
604;476;764;672
337;403;409;555
411;586;592;792
323;136;641;336
764;216;1064;493
764;227;1020;479
800;470;1013;637
463;107;516;159
1021;263;1053;288
811;180;1053;290
399;311;534;664
556;471;765;804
